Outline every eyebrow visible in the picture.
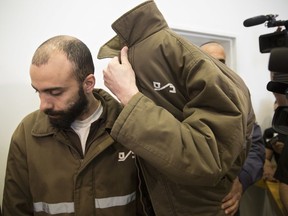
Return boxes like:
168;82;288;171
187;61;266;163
31;84;64;93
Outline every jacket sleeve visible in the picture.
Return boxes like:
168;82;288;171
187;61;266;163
111;58;255;186
238;123;265;191
2;122;34;216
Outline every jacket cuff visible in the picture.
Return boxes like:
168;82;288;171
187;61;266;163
238;170;253;192
111;92;144;140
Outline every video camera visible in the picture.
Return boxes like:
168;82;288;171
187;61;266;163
243;15;288;135
243;14;288;53
268;48;288;135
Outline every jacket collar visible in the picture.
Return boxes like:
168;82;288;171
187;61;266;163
31;111;56;137
97;0;168;59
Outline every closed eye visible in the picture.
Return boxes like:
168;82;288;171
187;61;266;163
49;89;63;96
31;85;64;96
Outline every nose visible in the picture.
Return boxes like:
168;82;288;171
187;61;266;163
39;94;53;112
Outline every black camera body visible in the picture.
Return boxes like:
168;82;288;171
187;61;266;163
259;29;288;53
267;48;288;135
272;106;288;135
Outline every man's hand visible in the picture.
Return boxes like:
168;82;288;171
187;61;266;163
221;177;243;215
103;46;139;105
263;159;278;182
271;141;284;154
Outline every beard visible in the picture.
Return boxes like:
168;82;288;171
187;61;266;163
44;87;88;129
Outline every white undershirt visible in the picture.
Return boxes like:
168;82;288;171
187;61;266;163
71;103;103;155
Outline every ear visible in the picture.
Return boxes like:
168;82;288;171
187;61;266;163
83;74;95;93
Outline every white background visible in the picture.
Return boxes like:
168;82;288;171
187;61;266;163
0;0;287;203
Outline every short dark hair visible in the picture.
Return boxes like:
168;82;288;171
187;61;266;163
32;35;95;83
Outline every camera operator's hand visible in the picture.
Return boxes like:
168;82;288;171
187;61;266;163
263;159;278;182
271;141;285;154
276;26;282;32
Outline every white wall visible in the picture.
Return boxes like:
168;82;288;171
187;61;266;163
0;0;287;203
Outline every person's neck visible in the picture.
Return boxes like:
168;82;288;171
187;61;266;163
78;94;100;121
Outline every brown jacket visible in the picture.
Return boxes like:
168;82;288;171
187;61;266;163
98;1;255;215
3;89;141;216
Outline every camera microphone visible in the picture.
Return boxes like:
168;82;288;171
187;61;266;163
243;14;283;27
243;15;269;27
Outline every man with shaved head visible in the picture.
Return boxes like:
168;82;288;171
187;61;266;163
200;41;265;216
200;41;226;64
